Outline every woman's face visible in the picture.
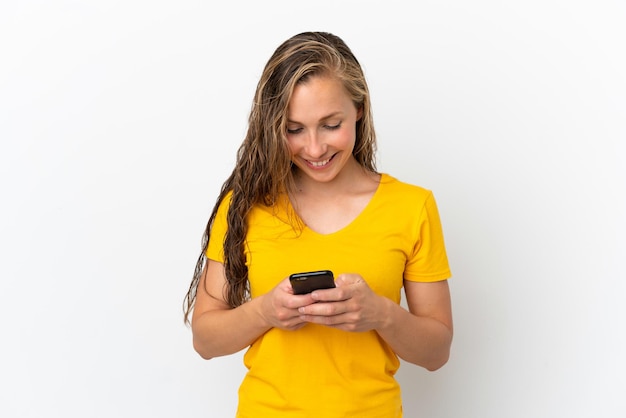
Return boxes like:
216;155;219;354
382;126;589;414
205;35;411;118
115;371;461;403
286;75;362;185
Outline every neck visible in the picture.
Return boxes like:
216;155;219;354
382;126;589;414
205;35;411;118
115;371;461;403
293;158;376;198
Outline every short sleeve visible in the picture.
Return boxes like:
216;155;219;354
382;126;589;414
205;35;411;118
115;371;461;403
404;192;452;282
205;192;232;263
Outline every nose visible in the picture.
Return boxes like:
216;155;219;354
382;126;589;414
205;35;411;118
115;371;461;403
304;130;326;159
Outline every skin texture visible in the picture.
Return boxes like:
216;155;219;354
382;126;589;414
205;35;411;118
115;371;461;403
192;75;453;371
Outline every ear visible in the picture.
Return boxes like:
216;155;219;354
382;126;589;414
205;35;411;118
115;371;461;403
356;106;363;121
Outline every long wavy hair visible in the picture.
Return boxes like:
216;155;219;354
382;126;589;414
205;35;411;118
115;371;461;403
183;31;377;324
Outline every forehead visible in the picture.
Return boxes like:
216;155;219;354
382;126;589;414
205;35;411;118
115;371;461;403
287;75;354;121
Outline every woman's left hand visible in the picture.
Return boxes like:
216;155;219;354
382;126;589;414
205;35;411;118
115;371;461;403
297;273;390;332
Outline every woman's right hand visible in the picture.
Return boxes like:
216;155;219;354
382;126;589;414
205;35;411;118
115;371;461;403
258;277;316;331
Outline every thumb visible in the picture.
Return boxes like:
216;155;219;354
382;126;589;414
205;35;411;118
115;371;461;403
335;273;363;287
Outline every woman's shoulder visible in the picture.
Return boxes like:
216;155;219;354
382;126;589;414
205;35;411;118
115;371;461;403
214;189;234;213
379;173;433;202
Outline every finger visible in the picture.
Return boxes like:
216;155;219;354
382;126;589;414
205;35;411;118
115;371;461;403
310;287;337;301
299;311;351;327
274;310;309;329
310;286;351;302
300;312;365;333
283;317;308;330
335;274;363;286
283;293;317;309
298;301;347;317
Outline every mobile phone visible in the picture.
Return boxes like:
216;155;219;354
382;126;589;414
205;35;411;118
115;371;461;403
289;270;335;295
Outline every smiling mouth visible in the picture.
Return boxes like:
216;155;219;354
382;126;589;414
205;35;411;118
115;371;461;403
306;155;334;167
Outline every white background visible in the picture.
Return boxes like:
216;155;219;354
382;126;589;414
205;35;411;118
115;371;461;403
1;1;625;417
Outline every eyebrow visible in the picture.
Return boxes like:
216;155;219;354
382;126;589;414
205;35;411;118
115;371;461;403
287;111;343;124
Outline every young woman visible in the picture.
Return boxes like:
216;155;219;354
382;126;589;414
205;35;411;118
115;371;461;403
184;31;453;417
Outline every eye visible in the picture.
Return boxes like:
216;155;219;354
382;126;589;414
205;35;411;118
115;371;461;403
287;127;303;134
324;122;342;130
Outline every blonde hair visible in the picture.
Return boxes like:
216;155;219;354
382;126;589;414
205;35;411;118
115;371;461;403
184;32;377;323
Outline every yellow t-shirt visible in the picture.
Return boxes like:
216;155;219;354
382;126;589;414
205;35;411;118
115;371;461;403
207;173;451;418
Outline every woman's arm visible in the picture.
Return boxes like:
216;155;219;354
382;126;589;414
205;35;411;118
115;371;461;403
191;259;315;359
376;280;453;370
297;275;453;371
